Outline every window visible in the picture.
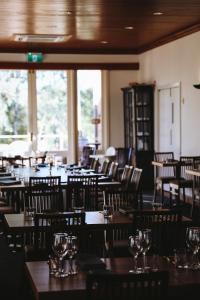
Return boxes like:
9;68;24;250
0;70;28;153
77;70;102;151
0;69;103;161
36;71;67;151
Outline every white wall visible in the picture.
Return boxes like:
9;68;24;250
109;70;139;147
139;31;200;155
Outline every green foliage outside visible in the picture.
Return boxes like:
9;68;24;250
79;88;94;143
0;70;28;143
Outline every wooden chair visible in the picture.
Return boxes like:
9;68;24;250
99;159;110;175
115;147;133;168
106;208;183;258
86;270;169;300
98;161;119;183
90;158;99;172
80;146;95;168
169;156;197;208
67;175;99;211
102;165;134;211
132;209;184;255
107;161;119;181
153;151;176;204
25;211;86;260
103;168;142;257
24;176;63;213
191;171;200;223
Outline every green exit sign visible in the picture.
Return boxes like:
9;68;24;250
27;52;43;63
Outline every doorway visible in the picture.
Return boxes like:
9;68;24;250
157;83;181;158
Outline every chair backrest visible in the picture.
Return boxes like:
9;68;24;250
90;158;99;172
120;165;134;187
103;167;142;212
25;176;63;213
81;146;94;168
115;147;133;168
34;211;86;255
132;209;183;255
33;211;105;258
86;271;169;300
127;168;143;208
179;156;200;179
154;152;175;177
67;175;99;210
99;159;110;174
108;161;119;180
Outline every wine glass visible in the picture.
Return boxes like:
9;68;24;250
52;233;68;277
186;227;200;270
128;232;143;273
139;229;152;271
66;235;78;275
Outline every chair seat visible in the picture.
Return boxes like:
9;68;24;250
169;179;193;189
156;176;177;184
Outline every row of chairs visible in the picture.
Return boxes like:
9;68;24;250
16;207;186;261
86;270;169;300
153;152;200;211
104;208;185;258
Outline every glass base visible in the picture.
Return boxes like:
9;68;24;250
54;271;68;278
129;267;143;274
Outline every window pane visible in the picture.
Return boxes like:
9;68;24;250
0;70;28;151
77;70;102;151
36;71;68;151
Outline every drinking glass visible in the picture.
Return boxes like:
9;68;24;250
66;235;78;275
52;233;68;277
139;229;152;271
128;232;143;273
186;227;200;270
103;204;114;218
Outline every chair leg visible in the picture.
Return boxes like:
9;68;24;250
161;183;164;205
169;186;173;208
153;183;158;203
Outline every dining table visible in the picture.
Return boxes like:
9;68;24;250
3;211;132;235
25;256;200;300
0;166;106;212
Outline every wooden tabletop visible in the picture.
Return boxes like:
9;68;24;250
4;211;132;234
152;160;179;167
186;169;200;177
25;256;200;300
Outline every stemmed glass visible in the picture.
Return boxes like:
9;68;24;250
139;228;152;272
52;233;68;277
128;232;143;273
66;235;78;275
186;227;200;270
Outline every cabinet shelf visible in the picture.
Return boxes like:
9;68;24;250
136;118;150;121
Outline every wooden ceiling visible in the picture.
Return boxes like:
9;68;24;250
0;0;200;54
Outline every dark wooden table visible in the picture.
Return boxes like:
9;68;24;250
25;256;200;300
4;211;132;234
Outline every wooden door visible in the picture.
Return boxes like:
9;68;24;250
157;84;181;158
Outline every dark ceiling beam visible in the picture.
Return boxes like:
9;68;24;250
0;62;139;70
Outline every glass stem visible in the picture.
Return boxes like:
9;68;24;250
143;254;146;270
134;256;138;272
58;257;63;275
69;257;73;274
